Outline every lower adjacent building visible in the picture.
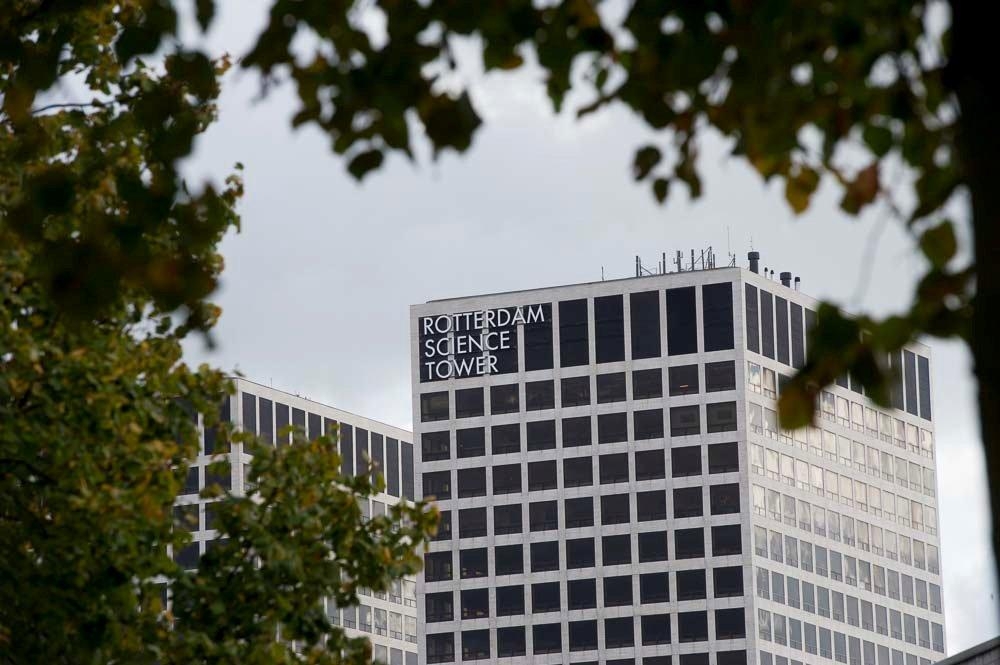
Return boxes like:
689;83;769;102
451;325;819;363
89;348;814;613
172;377;419;664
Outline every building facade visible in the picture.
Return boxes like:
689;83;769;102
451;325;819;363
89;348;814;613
409;262;945;665
172;378;420;664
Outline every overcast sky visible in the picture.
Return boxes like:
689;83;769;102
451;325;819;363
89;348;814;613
182;1;998;651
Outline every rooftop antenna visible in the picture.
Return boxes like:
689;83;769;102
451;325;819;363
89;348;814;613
601;266;605;281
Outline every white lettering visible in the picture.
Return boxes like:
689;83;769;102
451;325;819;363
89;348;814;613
511;307;526;325
525;304;544;324
422;317;434;335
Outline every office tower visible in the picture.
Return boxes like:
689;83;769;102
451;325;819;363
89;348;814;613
172;378;420;664
409;256;944;665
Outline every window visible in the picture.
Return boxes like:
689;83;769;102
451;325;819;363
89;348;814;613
760;291;775;358
426;633;454;664
596;294;626;363
705;361;736;392
672;445;702;477
496;585;524;616
532;623;562;655
492;464;521;494
528;460;557;491
425;591;454;622
710;483;740;514
457;467;486;498
674;487;703;518
713;566;744;597
460;629;489;660
459;548;488;578
525;380;555;411
424;552;452;582
490;384;519;415
530;541;559;572
706;401;738;433
666;286;698;355
495;544;523;575
708;442;739;473
526;419;556;450
461;589;489;620
678;610;709;642
633;368;663;399
566;537;595;568
422;431;450;462
775;296;790;364
564;456;593;487
703;282;735;351
640;572;670;603
675;528;704;559
605;617;635;648
561;376;590;407
456;427;485;458
561;416;592;447
669;364;699;395
497;626;526;658
568;579;597;609
458;507;487;538
634;408;665;439
715;608;746;639
598;412;628;443
431;511;452;541
559;299;590;367
791;302;805;368
636;450;666;480
455;388;483;418
604;575;633;606
639;530;669;561
597;372;627;403
565;497;594;528
491;424;520;455
670;405;701;436
423;471;451;499
420;392;449;422
641;614;672;646
529;500;558;532
599;453;629;484
712;524;742;555
637;490;667;521
524;303;553;371
531;582;561;613
677;569;707;600
746;284;760;353
631;290;662;358
569;619;598;651
602;534;632;565
601;494;630;524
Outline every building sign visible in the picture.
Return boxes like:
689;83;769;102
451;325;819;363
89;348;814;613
420;305;545;379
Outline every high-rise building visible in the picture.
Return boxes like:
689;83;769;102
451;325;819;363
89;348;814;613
172;378;420;664
409;258;945;665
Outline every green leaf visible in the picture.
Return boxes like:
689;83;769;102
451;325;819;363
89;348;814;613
784;166;820;214
347;149;385;181
920;220;957;268
862;124;894;157
633;146;662;181
653;177;670;203
195;0;216;31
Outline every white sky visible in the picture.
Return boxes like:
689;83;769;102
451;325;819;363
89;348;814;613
182;1;999;652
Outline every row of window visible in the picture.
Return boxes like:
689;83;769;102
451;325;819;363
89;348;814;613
425;609;746;662
424;525;741;582
752;482;941;576
419;284;736;383
755;563;944;650
759;647;934;665
324;602;417;643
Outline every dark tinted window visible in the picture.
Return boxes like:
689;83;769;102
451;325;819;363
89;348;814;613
890;350;905;410
258;397;273;445
702;282;734;351
641;614;672;646
457;467;486;498
604;575;633;606
401;441;414;500
708;442;739;473
718;650;747;665
637;490;667;521
274;402;289;448
710;483;740;515
492;464;521;494
559;299;589;367
527;460;557;490
491;424;520;455
561;416;592;447
494;504;522;534
461;589;489;620
671;445;702;477
568;579;597;609
532;623;562;655
566;537;595;568
670;405;701;436
673;486;703;518
526;419;556;451
669;364;699;396
497;626;526;658
791;302;805;368
640;572;670;603
631;290;661;359
354;427;368;480
635;450;666;480
599;453;629;484
490;384;519;415
711;524;742;555
605;617;635;648
905;350;919;416
638;530;669;562
918;355;932;420
456;427;485;458
713;566;744;597
420;391;449;422
675;527;705;559
496;585;524;616
632;368;662;399
564;456;593;487
459;548;488;578
423;471;451;499
455;388;484;418
745;284;760;353
706;401;737;433
597;372;627;403
569;619;598;651
525;380;555;411
705;360;736;392
666;287;698;355
426;633;454;664
385;437;399;496
565;496;594;528
715;608;746;639
775;295;790;364
595;294;625;363
598;412;628;443
760;290;775;359
529;541;559;572
561;376;590;407
529;500;558;532
678;610;709;643
431;511;452;541
424;551;453;582
458;507;487;538
600;493;630;524
634;408;664;440
182;467;199;494
602;534;632;565
531;581;561;613
524;303;553;371
425;591;453;622
677;569;707;600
